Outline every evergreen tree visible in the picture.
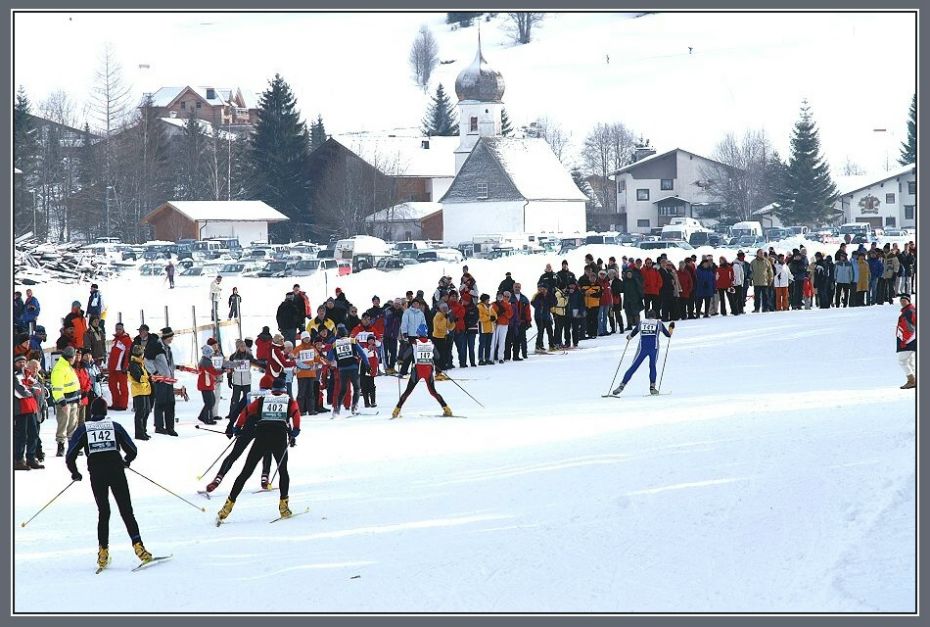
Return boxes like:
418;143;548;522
249;73;312;241
421;84;458;136
761;150;787;209
13;87;39;235
501;108;513;136
176;114;209;200
78;122;98;190
446;12;482;27
899;93;916;166
310;114;327;151
775;101;838;226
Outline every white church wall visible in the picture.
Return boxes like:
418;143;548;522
442;201;525;245
524;201;587;235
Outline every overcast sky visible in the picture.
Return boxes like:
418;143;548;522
13;11;917;178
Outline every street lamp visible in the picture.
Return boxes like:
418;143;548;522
872;128;895;172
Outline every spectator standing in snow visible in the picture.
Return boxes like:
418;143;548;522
896;294;916;389
22;288;40;334
210;276;223;321
165;261;176;289
228;287;242;320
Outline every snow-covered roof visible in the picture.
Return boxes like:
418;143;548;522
158;117;237;140
652;194;690;204
481;137;589;202
330;133;458;178
612;148;729;175
143;201;289;224
837;164;915;197
753;202;780;216
365;202;443;223
14;167;22;175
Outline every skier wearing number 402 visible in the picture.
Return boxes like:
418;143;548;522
612;310;674;396
391;324;453;419
65;397;154;571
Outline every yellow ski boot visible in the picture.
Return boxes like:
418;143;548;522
442;405;453;417
97;547;110;569
132;541;152;564
217;498;235;522
279;497;292;519
391;406;401;419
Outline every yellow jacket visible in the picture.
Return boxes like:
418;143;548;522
478;302;496;334
432;311;455;339
307;317;335;335
50;355;80;403
128;354;152;397
552;289;568;317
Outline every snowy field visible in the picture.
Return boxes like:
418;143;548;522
13;244;915;613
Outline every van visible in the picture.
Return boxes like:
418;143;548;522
417;248;465;264
730;221;764;239
786;225;810;237
838;222;874;240
335;235;391;260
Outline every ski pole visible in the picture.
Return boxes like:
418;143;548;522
442;372;484;408
195;436;237;480
194;424;228;435
20;480;76;527
127;467;206;512
605;336;632;396
269;446;290;486
657;330;673;393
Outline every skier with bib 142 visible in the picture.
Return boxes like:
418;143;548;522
391;324;454;419
612;309;674;396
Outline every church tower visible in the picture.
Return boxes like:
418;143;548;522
453;32;505;174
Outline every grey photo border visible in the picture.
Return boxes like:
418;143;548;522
1;0;922;625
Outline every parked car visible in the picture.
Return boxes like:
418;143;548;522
353;253;392;272
488;247;521;259
376;257;420;272
736;235;767;249
417;248;465;264
707;234;725;248
254;261;290;278
288;258;338;276
639;240;695;251
618;233;645;246
337;260;352;276
138;263;165;276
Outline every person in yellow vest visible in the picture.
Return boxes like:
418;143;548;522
431;303;455;380
128;345;152;440
51;345;82;457
477;294;496;366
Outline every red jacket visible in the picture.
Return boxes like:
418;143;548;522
493;300;513;326
197;361;222;391
259;344;295;389
107;332;133;372
15;373;38;415
715;265;734;290
235;393;301;431
448;301;466;332
897;303;916;350
597;278;613;306
76;366;91;405
255;336;272;362
363;345;380;374
642;266;662;296
350;323;383;341
676;270;693;298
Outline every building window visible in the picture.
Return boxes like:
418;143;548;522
180;101;186;110
886;193;896;204
905;205;914;220
908;180;916;195
658;205;685;217
476;182;488;199
619;180;626;192
636;189;650;201
470;117;478;132
637;219;650;228
196;101;202;109
885;216;896;227
660;179;673;191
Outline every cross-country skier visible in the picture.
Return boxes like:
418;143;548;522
326;325;369;417
612;309;675;396
391;324;453;419
216;380;301;523
65;397;154;570
203;389;269;495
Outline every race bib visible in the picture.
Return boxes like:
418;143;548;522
640;321;658;334
86;420;117;454
356;331;371;344
335;342;353;359
212;356;224;369
299;349;315;362
260;398;288;422
415;344;434;365
235;360;249;372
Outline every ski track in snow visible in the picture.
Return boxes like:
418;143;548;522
13;258;915;613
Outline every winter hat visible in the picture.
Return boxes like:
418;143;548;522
900;294;911;302
202;345;214;357
335;287;343;294
61;346;76;359
138;324;149;332
14;354;26;365
161;327;174;339
35;325;46;334
272;378;287;392
272;333;285;345
300;331;311;341
90;283;98;290
131;345;144;357
206;337;218;346
71;300;81;308
372;295;380;302
91;397;108;416
261;326;270;334
283;341;294;350
480;293;490;301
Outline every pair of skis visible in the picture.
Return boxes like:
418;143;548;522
601;391;672;398
96;555;173;574
389;412;467;420
215;507;310;526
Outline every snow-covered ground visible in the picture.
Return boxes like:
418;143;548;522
14;246;915;612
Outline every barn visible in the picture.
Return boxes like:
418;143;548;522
142;200;290;244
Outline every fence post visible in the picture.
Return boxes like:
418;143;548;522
118;311;122;324
140;310;145;326
237;301;243;341
192;305;198;365
164;305;170;328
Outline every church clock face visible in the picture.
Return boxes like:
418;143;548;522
858;194;881;214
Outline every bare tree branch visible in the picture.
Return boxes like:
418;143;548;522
409;25;440;90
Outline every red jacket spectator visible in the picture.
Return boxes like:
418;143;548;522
76;365;91;406
715;265;734;289
255;327;273;363
597;276;613;306
259;340;295;389
642;266;662;296
107;331;133;372
16;373;39;415
448;300;466;333
350;321;383;341
493;299;513;326
677;270;693;298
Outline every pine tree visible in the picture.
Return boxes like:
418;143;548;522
310;114;327;151
249;73;313;241
447;12;482;26
775;101;838;226
760;150;787;210
13;87;39;235
421;84;458;136
899;93;916;166
176;114;210;200
501;108;513;136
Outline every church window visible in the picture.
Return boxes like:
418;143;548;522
476;182;489;199
470;117;478;132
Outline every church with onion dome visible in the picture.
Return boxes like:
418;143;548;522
439;36;587;245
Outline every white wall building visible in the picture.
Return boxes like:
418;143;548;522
142;200;289;243
614;148;729;233
835;164;916;230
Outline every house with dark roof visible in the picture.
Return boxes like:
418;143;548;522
612;147;731;233
835;164;915;230
142;200;289;243
145;86;260;130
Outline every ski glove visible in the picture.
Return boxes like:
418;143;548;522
669;322;675;330
289;437;297;448
232;426;242;437
71;472;83;481
625;334;632;341
124;456;134;467
290;428;300;439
